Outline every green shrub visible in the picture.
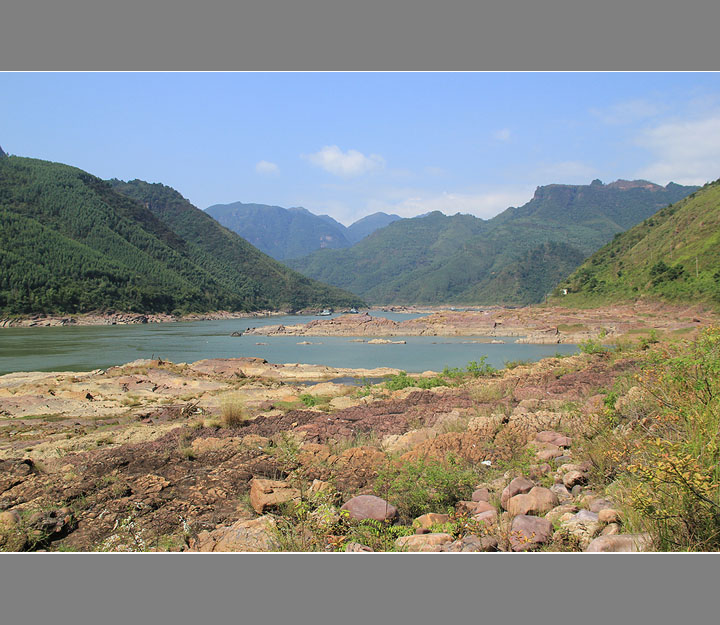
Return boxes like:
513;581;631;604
579;337;608;355
299;393;318;407
385;371;449;391
374;455;481;522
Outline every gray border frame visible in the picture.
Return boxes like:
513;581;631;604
1;1;720;70
1;1;717;623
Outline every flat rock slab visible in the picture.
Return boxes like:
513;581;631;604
190;516;277;552
395;533;453;552
586;534;653;552
249;478;300;514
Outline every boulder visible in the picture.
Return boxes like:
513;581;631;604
507;487;559;517
560;511;602;549
529;463;553;478
473;509;498;526
341;495;397;522
535;430;571;446
440;535;499;552
500;477;535;509
545;504;579;525
414;513;450;531
471;487;491;502
345;542;374;552
550;483;573;503
563;470;587;489
510;515;553;551
585;534;653;552
600;523;621;536
457;500;495;515
534;443;563;462
575;509;599;522
589;498;615;513
598;509;621;524
190;516;277;552
0;509;21;528
382;429;436;454
249;478;301;514
395;533;453;552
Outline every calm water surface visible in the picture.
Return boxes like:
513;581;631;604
0;310;577;375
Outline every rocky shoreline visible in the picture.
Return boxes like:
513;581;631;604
244;302;714;343
0;310;290;328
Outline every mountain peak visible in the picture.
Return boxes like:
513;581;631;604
605;179;663;191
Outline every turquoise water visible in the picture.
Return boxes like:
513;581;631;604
0;311;577;375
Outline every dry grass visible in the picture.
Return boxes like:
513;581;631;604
219;394;250;427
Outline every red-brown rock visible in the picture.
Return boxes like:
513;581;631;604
585;534;652;552
510;515;553;551
340;495;398;522
501;477;535;509
507;487;559;516
249;478;301;514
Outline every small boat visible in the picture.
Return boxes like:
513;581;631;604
348;308;359;314
318;309;332;316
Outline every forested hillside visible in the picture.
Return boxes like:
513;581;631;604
553;180;720;307
0;156;363;315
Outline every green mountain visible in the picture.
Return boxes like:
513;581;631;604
0;155;363;316
205;201;351;260
287;180;698;305
552;180;720;307
346;212;401;244
206;201;400;259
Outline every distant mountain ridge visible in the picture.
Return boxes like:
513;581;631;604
206;201;400;259
0;153;363;316
287;179;699;305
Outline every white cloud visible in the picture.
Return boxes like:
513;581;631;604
592;99;661;125
635;114;720;185
255;160;279;175
493;128;511;142
304;145;385;176
368;188;534;220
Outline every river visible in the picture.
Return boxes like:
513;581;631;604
0;310;577;375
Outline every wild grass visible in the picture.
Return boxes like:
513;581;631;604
219;394;250;427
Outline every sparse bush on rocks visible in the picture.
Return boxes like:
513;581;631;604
220;394;249;427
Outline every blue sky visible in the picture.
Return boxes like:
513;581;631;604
2;72;720;224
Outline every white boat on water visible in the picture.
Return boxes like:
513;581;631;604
318;309;332;316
